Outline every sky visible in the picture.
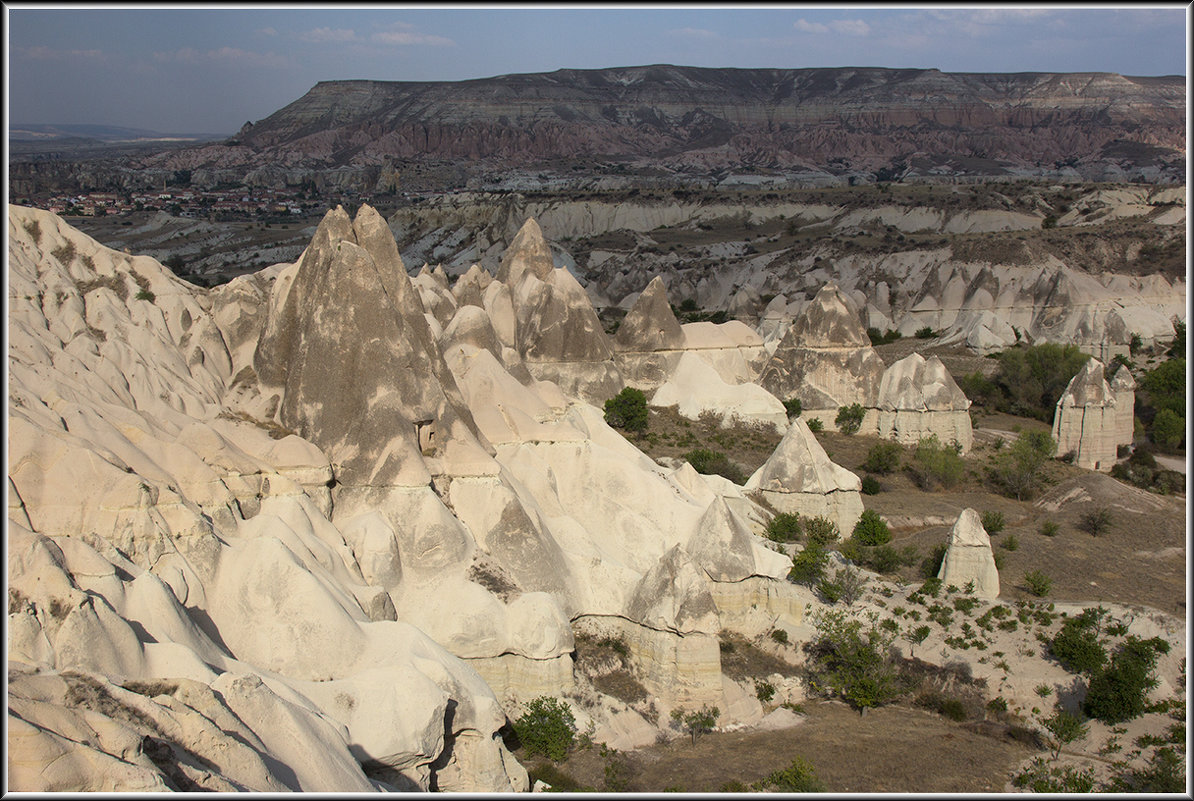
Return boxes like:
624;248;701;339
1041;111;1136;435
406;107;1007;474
6;4;1189;135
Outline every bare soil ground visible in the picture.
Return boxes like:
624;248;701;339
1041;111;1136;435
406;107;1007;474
523;700;1038;792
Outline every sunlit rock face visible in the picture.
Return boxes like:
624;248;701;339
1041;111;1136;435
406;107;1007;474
937;508;1000;599
758;281;885;424
6;204;529;793
1109;363;1136;451
866;352;974;454
1051;357;1119;471
745;417;864;535
613;275;685;391
10;204;833;792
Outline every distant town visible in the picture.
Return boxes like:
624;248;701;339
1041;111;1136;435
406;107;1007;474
15;186;336;221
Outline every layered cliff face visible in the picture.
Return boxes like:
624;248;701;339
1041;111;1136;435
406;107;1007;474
228;66;1184;172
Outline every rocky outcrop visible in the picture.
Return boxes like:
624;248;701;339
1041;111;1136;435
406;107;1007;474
651;351;788;432
757;281;885;425
937;508;1000;599
867;353;973;454
1052;358;1119;471
1110;363;1136;451
613;275;685;390
501;218;624;403
744;418;864;535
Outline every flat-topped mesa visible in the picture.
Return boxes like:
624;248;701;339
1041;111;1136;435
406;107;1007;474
1051;357;1118;471
758;281;885;428
744;417;864;535
867;353;974;454
613;275;685;390
254;204;491;488
938;508;999;599
1109;363;1136;452
500;217;624;404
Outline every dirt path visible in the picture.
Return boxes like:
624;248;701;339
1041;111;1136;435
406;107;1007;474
1154;454;1186;474
548;701;1039;793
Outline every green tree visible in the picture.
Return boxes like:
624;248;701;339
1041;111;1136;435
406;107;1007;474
835;403;865;435
1050;608;1108;675
852;509;892;546
804;516;840;546
1150;408;1185;450
671;705;719;745
862;441;902;474
995;343;1091;421
803;608;901;714
765;512;803;543
989;430;1056;500
603;387;648;433
909;434;965;490
1140;358;1185;418
763;757;825;792
1083;636;1168;724
513;696;577;762
1167;320;1185;358
789;542;830;585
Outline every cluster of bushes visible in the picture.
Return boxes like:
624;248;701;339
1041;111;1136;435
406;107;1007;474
907;434;966;490
603;387;648;433
1137;351;1185;452
802;608;902;713
987;429;1056;500
683;448;745;484
866;327;902;346
1110;447;1184;495
959;343;1091;422
1049;607;1173;724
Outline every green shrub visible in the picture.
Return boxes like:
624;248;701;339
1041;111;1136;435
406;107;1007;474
1039;520;1060;537
1140;358;1185;419
835;403;865;435
672;705;720;745
1013;758;1095;792
789;543;829;585
988;429;1056;500
765;512;803;543
755;680;776;703
980;510;1005;534
603;387;648;433
783;397;802;418
1078;507;1112;537
920;545;948;579
1050;608;1108;675
764;757;825;792
862;441;902;474
806;417;823;433
513;696;577;762
860;475;881;495
817;566;867;605
993;343;1091;422
1001;534;1019;551
135;288;156;302
683;449;744;484
909;434;965;490
915;326;936;339
1024;570;1053;597
852;509;891;546
1083;637;1168;724
804;516;840;546
804;608;901;713
1150;408;1185;450
770;628;789;645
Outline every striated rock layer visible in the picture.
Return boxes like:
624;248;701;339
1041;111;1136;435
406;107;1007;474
867;352;974;454
1052;358;1119;471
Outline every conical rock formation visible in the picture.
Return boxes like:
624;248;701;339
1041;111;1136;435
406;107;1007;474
870;352;974;453
745;417;864;534
1051;358;1118;471
937;508;1000;599
758;281;885;419
613;275;685;389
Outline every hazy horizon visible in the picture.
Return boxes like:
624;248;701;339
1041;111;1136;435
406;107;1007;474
7;5;1189;134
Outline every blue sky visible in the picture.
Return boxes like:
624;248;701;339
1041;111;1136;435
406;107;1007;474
6;5;1189;134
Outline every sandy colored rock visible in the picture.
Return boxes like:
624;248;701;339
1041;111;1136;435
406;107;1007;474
745;418;864;535
937;508;1000;599
613;275;685;389
650;351;788;432
758;281;885;412
1109;363;1136;450
869;352;974;453
1051;358;1119;471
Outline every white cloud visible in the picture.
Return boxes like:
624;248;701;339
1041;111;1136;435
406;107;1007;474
370;23;454;47
15;45;105;61
298;27;357;43
793;18;829;34
153;47;290;69
829;19;871;37
259;27;277;37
